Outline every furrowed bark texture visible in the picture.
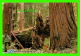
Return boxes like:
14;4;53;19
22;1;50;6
49;3;77;50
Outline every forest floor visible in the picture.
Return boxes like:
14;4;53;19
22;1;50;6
5;37;77;54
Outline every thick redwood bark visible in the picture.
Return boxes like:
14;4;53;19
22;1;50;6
3;3;13;36
49;3;77;50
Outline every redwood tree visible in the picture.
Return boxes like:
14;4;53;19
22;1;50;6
49;3;77;50
3;3;13;36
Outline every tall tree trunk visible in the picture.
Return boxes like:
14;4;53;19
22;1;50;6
3;3;13;52
19;3;24;30
3;3;13;36
29;3;33;26
49;3;77;50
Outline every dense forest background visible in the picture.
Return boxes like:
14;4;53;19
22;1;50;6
12;3;49;30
